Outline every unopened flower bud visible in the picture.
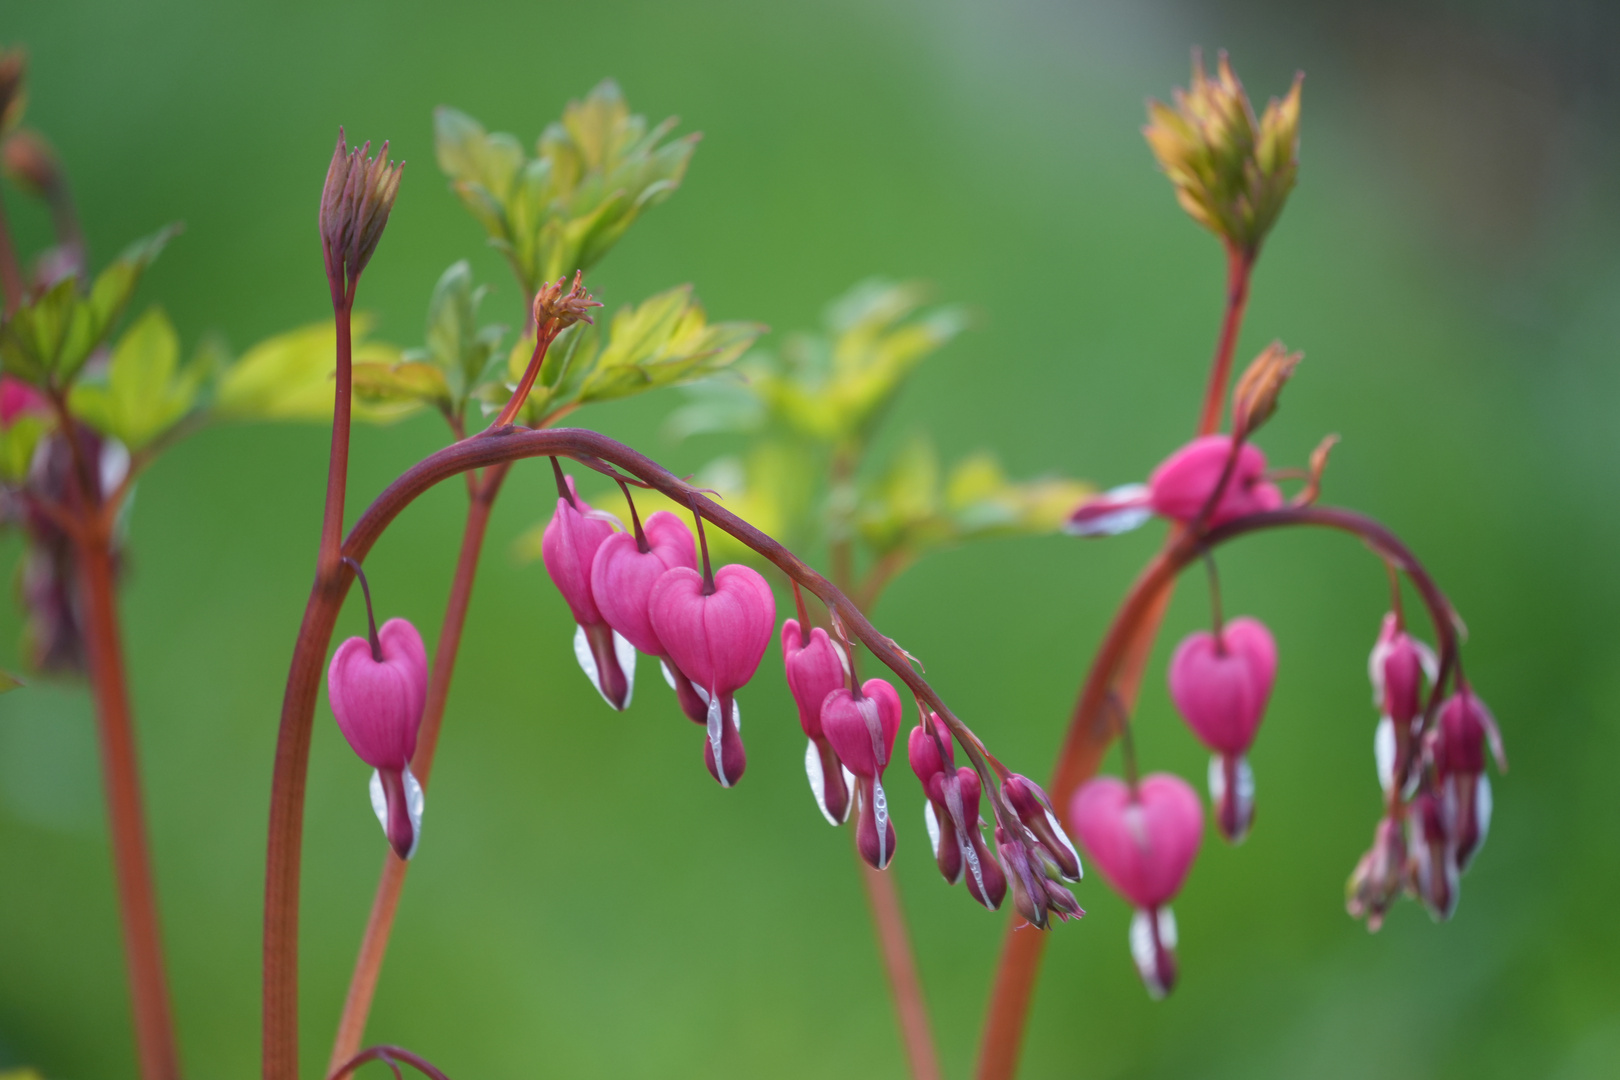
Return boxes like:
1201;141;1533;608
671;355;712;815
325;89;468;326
1070;773;1201;997
1406;792;1457;922
1169;616;1275;843
328;617;429;860
1368;613;1437;795
997;825;1083;930
320;128;404;303
1230;342;1302;438
532;270;604;335
542;478;635;710
1434;688;1503;871
648;562;776;788
822;678;902;869
784;619;853;824
1003;774;1082;881
1345;815;1406;932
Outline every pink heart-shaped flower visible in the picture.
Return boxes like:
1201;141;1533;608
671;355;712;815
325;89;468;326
327;617;428;771
591;510;696;657
1167;616;1277;755
821;679;902;779
1069;773;1203;910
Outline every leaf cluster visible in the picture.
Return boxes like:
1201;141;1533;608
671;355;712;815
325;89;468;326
436;80;696;296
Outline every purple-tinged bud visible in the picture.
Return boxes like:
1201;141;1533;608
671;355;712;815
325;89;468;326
328;617;429;860
783;618;853;823
1434;688;1504;871
1407;792;1457;922
542;480;635;710
908;710;955;788
1168;616;1275;843
648;563;776;788
1003;774;1082;881
1368;614;1437;795
996;825;1083;930
1345;815;1407;933
320;128;404;303
822;678;902;869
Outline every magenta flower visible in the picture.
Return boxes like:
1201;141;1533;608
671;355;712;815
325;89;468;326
1168;615;1276;843
590;509;705;719
0;376;48;427
998;824;1083;928
1367;613;1437;795
908;713;1004;906
1003;773;1083;882
328;617;429;860
783;618;854;824
1405;792;1456;922
1070;773;1203;999
542;478;636;710
1433;687;1504;871
1345;814;1408;932
1067;434;1283;536
648;562;776;787
822;678;902;869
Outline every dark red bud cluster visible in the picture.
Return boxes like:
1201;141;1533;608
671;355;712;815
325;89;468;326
908;713;1004;907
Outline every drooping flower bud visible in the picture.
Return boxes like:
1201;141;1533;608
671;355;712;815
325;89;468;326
1070;773;1203;998
997;825;1083;929
648;563;776;788
1065;434;1282;538
542;478;635;710
590;509;701;717
1406;792;1457;922
320;128;404;304
1367;613;1437;795
1433;688;1503;872
328;617;429;860
783;619;853;824
1003;774;1082;882
1168;615;1276;843
822;678;902;869
1344;815;1407;933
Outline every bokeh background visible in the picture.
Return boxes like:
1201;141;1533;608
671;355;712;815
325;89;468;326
2;0;1618;1077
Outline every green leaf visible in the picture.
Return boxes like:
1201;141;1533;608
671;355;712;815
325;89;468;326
575;286;763;404
0;413;46;481
416;260;505;406
214;314;415;423
0;224;178;386
436;82;697;293
70;307;206;449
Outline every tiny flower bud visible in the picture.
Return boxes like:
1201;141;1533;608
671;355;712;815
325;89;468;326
1070;773;1200;997
328;617;429;860
784;619;853;824
1;129;62;199
648;562;777;788
822;678;903;869
997;825;1083;929
1345;815;1406;933
1230;342;1302;439
541;478;635;710
320;128;404;304
1003;774;1082;881
1168;616;1275;842
1149;435;1282;527
0;48;25;134
1406;792;1457;922
1434;688;1503;871
532;270;604;335
1368;613;1437;795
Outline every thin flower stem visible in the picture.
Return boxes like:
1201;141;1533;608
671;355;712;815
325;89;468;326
0;187;24;316
329;1045;451;1080
490;331;552;430
319;303;356;584
265;428;1000;1080
327;463;510;1071
76;523;184;1080
1197;247;1253;437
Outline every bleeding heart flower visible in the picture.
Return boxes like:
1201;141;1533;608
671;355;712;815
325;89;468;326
1168;615;1276;843
906;712;1004;906
1345;814;1407;932
1405;792;1457;923
783;618;854;824
822;678;902;868
591;509;705;719
542;477;635;710
1070;773;1203;998
1066;435;1282;537
648;563;776;788
1433;687;1504;871
1003;774;1083;882
328;616;429;860
1367;614;1438;797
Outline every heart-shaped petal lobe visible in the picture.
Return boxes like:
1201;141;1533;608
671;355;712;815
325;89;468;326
1167;616;1276;755
328;617;428;771
1069;773;1203;910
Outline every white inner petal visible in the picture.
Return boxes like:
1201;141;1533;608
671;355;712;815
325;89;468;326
402;765;425;860
369;770;387;833
706;689;729;788
1128;907;1167;1000
613;630;637;709
805;739;838;826
1475;773;1493;851
1374;717;1396;794
1045;808;1083;880
924;800;942;857
660;659;678;691
873;776;890;867
573;625;637;709
1066;483;1153;537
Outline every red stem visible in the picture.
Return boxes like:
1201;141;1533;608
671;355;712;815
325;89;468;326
326;465;509;1070
490;332;552;430
319;303;355;583
1197;247;1252;437
77;524;184;1080
0;186;24;316
857;856;942;1080
264;429;1013;1080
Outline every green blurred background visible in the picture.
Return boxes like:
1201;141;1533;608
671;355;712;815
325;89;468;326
2;0;1617;1076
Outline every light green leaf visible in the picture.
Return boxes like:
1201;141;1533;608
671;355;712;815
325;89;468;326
70;307;205;449
575;286;763;404
215;314;415;423
0;413;45;481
